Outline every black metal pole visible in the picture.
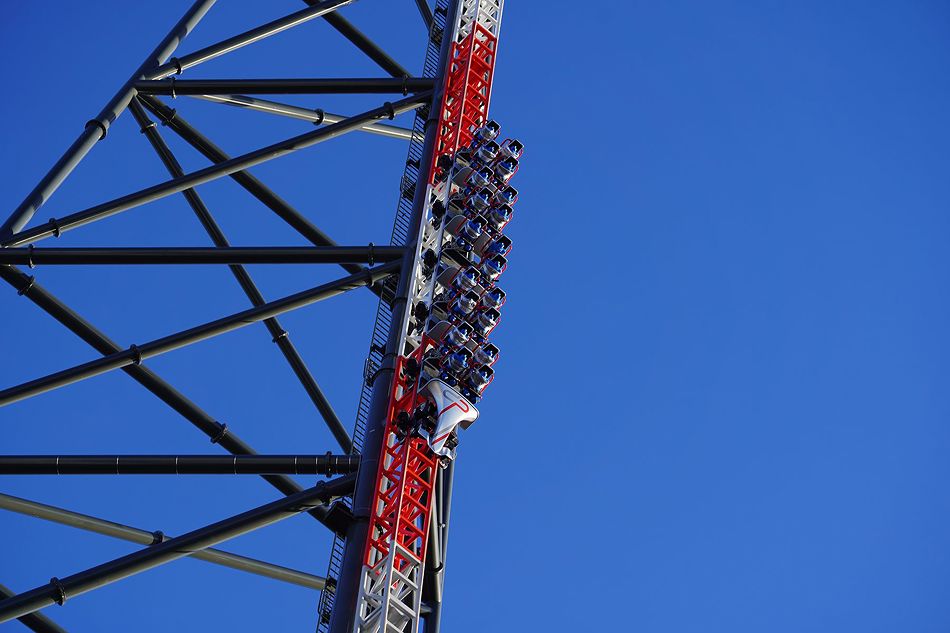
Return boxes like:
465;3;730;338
0;455;359;475
422;600;443;633
0;584;67;633
190;94;416;140
0;0;215;238
0;261;399;407
0;264;338;530
422;461;455;633
311;4;410;78
328;1;460;629
3;92;431;248
0;475;356;623
414;0;435;30
138;95;370;279
0;492;329;590
0;246;404;266
144;0;353;80
128;98;355;452
135;77;435;95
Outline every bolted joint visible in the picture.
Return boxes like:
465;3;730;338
48;577;67;606
84;119;108;140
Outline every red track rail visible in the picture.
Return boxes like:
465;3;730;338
430;23;499;184
362;347;439;574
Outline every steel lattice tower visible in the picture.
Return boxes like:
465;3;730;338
0;1;513;631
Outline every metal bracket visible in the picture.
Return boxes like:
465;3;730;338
210;423;229;445
16;275;35;297
323;501;356;538
48;577;66;606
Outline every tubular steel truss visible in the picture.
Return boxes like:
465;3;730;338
0;0;507;631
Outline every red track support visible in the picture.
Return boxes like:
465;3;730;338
362;349;439;573
430;23;499;183
353;4;505;629
354;343;441;632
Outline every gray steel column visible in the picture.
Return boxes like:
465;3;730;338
144;0;353;80
3;93;429;248
422;461;455;633
414;0;434;30
0;493;328;590
307;3;410;78
0;584;67;633
0;0;215;238
191;94;416;140
136;95;377;281
0;262;400;407
0;264;337;530
327;1;460;630
128;97;353;452
134;77;435;95
0;475;355;623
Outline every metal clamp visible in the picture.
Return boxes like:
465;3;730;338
383;101;396;120
17;275;35;296
364;364;394;387
27;244;35;269
48;577;67;606
156;106;177;126
84;119;108;140
368;242;375;266
169;56;183;75
48;217;61;238
272;330;289;343
128;344;143;365
312;108;325;125
364;351;397;386
210;422;229;445
150;530;165;545
390;293;409;310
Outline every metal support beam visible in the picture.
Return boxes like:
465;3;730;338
0;0;215;238
128;98;355;452
0;475;356;623
144;0;353;80
308;3;410;78
0;493;328;591
0;584;67;633
191;94;416;140
0;455;359;475
3;92;431;248
328;0;459;626
0;246;404;266
0;264;337;531
0;261;399;407
414;0;434;30
137;95;373;280
422;461;455;633
135;78;435;96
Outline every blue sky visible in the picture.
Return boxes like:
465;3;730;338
2;1;950;631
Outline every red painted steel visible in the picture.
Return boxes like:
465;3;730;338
356;9;502;627
362;344;439;576
429;24;499;184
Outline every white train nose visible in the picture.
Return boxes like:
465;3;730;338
420;379;479;459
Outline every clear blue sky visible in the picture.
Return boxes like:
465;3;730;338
2;1;949;631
